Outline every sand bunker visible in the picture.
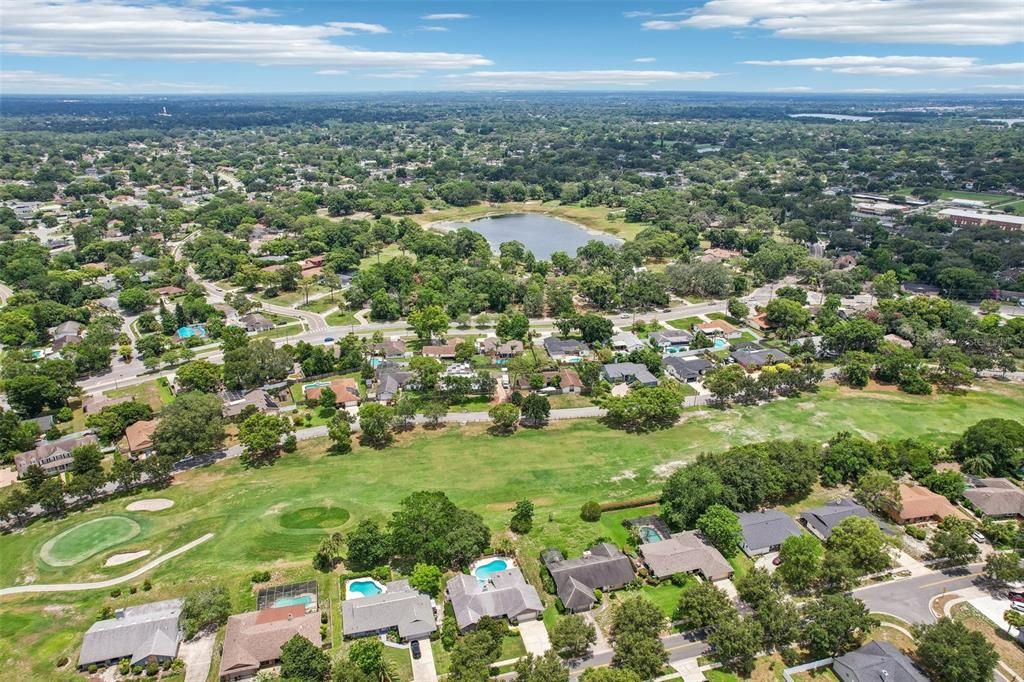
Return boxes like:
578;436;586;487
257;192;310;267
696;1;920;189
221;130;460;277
126;498;174;512
104;550;151;567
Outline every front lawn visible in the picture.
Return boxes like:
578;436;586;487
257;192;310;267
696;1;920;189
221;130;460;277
546;393;596;409
666;316;705;331
641;578;694;618
106;378;174;411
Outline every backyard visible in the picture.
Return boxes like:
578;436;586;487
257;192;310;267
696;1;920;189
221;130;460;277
2;380;1023;679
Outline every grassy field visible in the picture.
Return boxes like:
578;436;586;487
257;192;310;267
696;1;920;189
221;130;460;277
2;381;1023;678
253;323;304;340
666;316;705;330
106;379;174;411
412;201;650;240
325;310;360;327
298;298;340;314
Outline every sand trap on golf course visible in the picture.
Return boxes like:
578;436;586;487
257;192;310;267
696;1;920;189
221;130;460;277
125;498;174;512
104;550;151;567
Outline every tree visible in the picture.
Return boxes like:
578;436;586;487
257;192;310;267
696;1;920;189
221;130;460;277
408;305;450;342
510;499;535;534
550;613;597;659
580;501;602;522
951;418;1024;477
922;469;965;501
696;504;742;558
422;401;448;427
327;412;353;454
317;387;337;410
174;359;222;393
929;346;974;393
854;469;900;514
610;596;667;679
703;364;747;407
279;633;331;681
408;563;444;598
661;463;734;530
348;638;392;679
182;585;232;638
735;567;779;611
238;413;291;467
707;615;763;676
673;581;733;631
85;401;153;443
764;298;810;340
117;287;154;314
489;403;520;433
801;594;878;659
345;519;390;571
839;351;873;388
388;491;490;568
358;403;395;447
984;551;1024;584
826;516;897;575
913;618;998;682
777;534;823;591
575;313;614;345
727;298;749;320
872;270;900;300
153;391;225;461
603;385;682;432
513;651;570;682
449;630;500;682
312;532;344;572
496;311;530;341
928;517;980;567
520;394;550;427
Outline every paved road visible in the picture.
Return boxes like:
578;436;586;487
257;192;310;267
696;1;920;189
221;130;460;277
855;563;987;624
568;636;708;677
0;533;215;596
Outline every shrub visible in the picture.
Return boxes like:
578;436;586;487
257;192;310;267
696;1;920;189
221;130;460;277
320;624;328;639
282;434;298;453
593;588;603;604
580;501;602;522
55;407;73;423
250;570;271;583
906;526;927;541
119;659;131;675
129;585;138;594
132;665;143;675
321;611;329;624
142;579;152;591
88;664;98;674
56;656;69;668
109;588;121;598
370;565;392;582
146;661;159;676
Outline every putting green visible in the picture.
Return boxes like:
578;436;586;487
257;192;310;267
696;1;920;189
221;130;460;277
278;506;350;530
39;516;142;567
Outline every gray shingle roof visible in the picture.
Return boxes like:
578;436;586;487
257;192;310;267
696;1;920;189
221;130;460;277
638;531;733;581
341;584;436;640
446;567;543;631
79;599;182;667
799;499;873;540
649;329;693;346
730;348;791;368
661;356;712;380
543;543;635;611
833;640;928;682
544;337;588;356
602;362;658;386
737;510;803;552
964;478;1024;517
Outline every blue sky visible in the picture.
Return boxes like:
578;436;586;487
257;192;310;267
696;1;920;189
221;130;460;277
1;0;1021;94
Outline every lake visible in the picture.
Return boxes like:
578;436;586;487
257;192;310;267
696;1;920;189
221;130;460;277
452;213;622;260
789;113;874;122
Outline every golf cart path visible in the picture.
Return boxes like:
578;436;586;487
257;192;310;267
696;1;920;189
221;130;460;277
0;533;214;596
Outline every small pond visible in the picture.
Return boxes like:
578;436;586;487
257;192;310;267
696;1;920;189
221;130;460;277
453;213;621;260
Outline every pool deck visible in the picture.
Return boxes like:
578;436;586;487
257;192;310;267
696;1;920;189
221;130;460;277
469;556;515;582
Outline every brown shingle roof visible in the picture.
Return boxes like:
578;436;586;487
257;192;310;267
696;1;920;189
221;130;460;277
888;484;966;524
219;607;321;680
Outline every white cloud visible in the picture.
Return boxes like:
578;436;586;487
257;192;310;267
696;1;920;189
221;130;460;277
0;69;222;93
419;26;450;32
224;6;278;18
976;83;1024;91
637;0;1023;45
315;69;349;76
634;57;657;63
421;13;472;20
768;86;813;92
445;69;719;90
2;0;491;70
744;55;1024;77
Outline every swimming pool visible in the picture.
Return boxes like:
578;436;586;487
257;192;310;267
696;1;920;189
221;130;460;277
273;594;313;609
472;557;511;582
638;526;666;544
176;324;207;339
346;578;385;599
712;338;729;349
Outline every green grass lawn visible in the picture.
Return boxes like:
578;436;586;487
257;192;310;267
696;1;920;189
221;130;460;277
728;553;754;579
106;379;174;411
325;309;359;327
666;316;705;330
641;578;693;618
39;516;142;567
381;645;413;681
546;393;595;409
3;380;1024;678
253;323;304;340
262;285;331;307
298;298;340;314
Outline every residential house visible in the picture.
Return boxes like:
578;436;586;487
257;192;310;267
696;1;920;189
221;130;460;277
477;337;525;359
963;478;1024;519
299;255;325;277
237;313;274;333
25;414;55;435
542;543;636;612
638;531;734;581
886;484;966;525
543;337;590;362
661;356;712;383
602;362;658;387
221;389;280;419
799;499;875;541
79;599;183;670
558;368;583;394
747;313;773;332
446;567;543;631
736;510;803;556
15;433;99;477
123;419;159;459
152;286;185;300
731;347;791;370
694;320;742;339
700;247;740;263
341;580;436;641
610;332;645;353
368;339;408;359
883;333;914;350
305;377;361;409
832;640;928;682
422;339;461;360
219;606;322;681
648;329;693;352
52;320;84;351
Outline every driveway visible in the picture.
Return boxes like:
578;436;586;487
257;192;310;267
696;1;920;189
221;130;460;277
409;639;437;682
178;632;216;682
519;619;552;656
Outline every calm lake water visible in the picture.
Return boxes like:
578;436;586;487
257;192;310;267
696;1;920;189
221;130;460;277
454;213;622;260
789;113;874;122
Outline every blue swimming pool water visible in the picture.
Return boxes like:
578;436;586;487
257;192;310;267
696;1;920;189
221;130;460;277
177;324;207;339
638;526;665;544
713;338;729;349
473;558;509;581
273;595;313;608
348;580;383;597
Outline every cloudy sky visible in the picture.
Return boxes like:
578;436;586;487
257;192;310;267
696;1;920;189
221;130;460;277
1;0;1021;94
